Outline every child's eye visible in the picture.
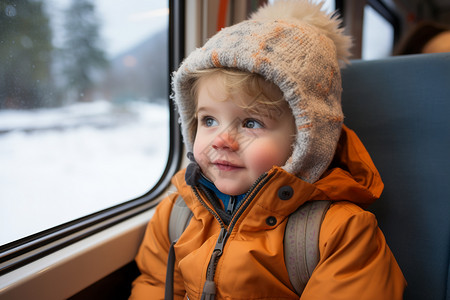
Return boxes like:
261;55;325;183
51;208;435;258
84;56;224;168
201;116;218;127
243;119;264;129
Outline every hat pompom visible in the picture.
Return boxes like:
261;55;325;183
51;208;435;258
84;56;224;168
250;0;352;65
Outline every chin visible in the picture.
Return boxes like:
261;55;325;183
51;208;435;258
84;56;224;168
215;183;248;196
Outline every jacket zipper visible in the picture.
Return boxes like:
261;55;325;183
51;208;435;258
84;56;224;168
197;171;276;299
226;196;236;215
227;172;273;233
194;186;227;300
193;187;226;229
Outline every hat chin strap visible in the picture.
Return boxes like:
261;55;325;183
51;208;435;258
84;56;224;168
185;152;202;186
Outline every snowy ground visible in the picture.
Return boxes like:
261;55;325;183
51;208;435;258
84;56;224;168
0;101;169;246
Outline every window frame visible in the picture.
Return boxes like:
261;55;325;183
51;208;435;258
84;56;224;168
335;0;400;59
365;0;401;44
0;0;184;277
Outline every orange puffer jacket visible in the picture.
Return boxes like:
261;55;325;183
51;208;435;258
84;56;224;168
130;126;406;300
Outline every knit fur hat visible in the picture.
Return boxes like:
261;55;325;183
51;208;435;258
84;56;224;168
172;0;352;183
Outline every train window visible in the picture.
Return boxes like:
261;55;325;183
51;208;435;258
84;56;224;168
362;4;395;59
0;0;170;248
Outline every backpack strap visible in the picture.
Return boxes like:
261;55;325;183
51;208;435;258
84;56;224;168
165;195;194;300
169;195;194;243
284;200;331;295
165;241;177;300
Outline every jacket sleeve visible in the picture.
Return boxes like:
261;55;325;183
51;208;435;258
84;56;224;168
129;193;186;300
301;202;406;300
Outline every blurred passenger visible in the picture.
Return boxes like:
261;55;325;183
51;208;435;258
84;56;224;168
395;21;450;54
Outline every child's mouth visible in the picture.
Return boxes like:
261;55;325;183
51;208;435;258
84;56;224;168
213;160;243;171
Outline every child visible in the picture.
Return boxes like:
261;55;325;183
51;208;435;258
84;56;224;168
130;1;406;299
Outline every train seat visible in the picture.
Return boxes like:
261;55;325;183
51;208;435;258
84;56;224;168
341;52;450;300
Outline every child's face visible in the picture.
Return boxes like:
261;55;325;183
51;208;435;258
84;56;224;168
193;73;296;195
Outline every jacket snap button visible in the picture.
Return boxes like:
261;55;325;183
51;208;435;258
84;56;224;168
266;216;277;226
278;186;293;200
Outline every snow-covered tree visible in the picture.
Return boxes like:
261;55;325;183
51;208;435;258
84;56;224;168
62;0;109;102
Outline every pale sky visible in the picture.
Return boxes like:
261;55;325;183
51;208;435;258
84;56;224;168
48;0;169;58
95;0;168;57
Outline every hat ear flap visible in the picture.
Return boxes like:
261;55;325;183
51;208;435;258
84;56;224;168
185;152;201;186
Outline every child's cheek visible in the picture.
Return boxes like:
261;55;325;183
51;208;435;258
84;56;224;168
247;142;285;174
193;138;209;170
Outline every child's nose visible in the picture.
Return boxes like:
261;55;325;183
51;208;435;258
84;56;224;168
212;130;239;151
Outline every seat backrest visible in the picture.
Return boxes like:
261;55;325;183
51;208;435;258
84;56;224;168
341;52;450;300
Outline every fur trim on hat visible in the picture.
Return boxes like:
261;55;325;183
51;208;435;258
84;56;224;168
172;0;352;183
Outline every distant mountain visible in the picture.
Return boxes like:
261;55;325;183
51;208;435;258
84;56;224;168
98;29;169;104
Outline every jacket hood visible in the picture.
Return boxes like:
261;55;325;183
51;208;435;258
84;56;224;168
173;125;383;211
311;125;383;208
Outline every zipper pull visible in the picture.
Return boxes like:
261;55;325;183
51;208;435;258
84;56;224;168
226;196;236;215
214;228;228;256
201;228;228;300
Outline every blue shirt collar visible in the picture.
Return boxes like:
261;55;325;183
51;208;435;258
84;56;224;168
198;175;246;209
